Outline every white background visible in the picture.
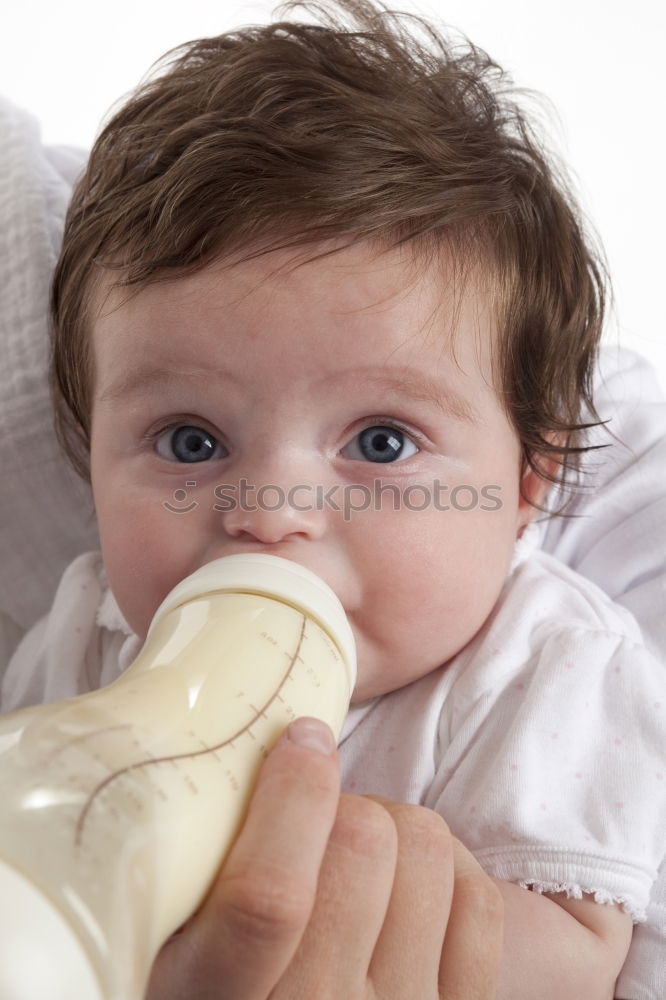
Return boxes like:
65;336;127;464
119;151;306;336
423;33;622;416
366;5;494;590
1;0;664;389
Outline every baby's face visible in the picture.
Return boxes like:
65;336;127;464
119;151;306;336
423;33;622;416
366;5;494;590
89;242;540;701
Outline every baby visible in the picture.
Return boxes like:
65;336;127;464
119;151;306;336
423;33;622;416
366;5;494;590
2;1;665;996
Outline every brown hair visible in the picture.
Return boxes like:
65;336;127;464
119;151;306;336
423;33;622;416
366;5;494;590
50;0;608;497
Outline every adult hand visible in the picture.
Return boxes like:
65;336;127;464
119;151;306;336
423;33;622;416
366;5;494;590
147;717;503;999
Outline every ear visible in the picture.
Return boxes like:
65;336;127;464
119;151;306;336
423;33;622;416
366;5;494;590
516;452;560;537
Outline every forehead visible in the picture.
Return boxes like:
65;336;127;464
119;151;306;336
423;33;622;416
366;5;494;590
90;240;498;390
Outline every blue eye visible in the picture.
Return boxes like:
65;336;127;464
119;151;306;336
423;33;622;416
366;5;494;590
155;425;226;463
344;425;418;463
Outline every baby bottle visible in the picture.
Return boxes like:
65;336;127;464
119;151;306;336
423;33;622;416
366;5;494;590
0;553;356;1000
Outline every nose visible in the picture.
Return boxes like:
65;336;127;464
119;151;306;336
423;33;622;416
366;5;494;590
219;479;328;545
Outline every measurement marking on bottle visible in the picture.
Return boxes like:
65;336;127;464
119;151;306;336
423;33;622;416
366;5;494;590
48;724;136;763
73;616;308;846
199;739;221;762
184;776;199;795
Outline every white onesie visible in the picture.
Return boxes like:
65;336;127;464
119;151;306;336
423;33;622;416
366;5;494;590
2;537;665;958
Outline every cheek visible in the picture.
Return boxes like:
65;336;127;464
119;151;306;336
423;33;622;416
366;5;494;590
357;496;519;652
93;482;191;639
99;520;162;639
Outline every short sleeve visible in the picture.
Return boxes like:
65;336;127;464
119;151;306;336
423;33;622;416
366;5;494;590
426;558;666;922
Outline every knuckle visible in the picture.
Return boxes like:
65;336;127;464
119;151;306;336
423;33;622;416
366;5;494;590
332;794;398;860
221;866;314;945
455;871;504;928
377;802;453;872
393;803;452;852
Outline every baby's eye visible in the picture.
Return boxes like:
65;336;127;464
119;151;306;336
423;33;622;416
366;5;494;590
342;425;418;463
155;425;227;463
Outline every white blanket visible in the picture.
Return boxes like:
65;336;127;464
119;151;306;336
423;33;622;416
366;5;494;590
0;97;98;666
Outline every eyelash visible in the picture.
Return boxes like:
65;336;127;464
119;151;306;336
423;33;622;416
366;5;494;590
352;418;424;451
142;417;425;461
142;420;224;453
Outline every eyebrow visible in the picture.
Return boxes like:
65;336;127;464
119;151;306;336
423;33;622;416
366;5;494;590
97;365;225;404
98;364;479;424
361;372;479;424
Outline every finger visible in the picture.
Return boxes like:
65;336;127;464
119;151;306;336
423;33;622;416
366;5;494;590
273;793;399;998
368;800;455;997
437;838;504;1000
147;718;340;1000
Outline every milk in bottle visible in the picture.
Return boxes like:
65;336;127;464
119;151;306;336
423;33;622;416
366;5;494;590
0;553;356;1000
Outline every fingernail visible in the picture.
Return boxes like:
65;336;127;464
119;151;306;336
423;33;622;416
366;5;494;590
287;717;336;756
